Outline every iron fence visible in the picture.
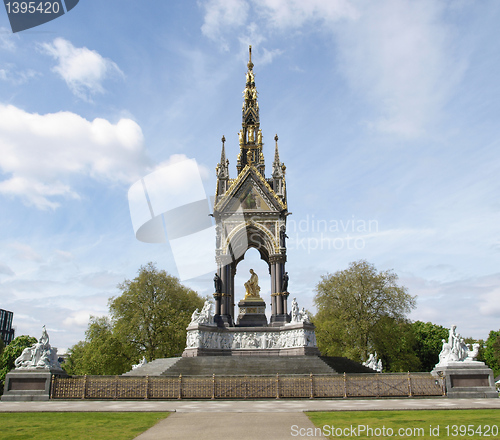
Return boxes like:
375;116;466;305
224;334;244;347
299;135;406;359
51;372;444;400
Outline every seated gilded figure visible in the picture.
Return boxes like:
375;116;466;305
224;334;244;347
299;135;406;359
244;269;261;299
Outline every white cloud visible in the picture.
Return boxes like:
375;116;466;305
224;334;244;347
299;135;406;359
200;0;466;137
201;0;250;48
252;0;358;28
154;154;211;180
0;28;16;51
333;0;466;137
0;104;149;209
9;243;44;262
40;38;124;101
0;64;38;85
62;310;97;327
0;263;15;276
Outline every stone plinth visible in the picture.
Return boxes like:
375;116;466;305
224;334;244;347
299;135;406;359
432;362;498;398
236;297;267;327
1;368;67;401
183;321;319;357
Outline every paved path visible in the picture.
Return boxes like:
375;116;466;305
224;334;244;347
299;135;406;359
1;397;499;413
134;412;325;440
2;398;499;439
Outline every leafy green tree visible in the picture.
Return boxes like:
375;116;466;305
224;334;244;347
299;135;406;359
412;321;449;372
63;316;133;375
0;335;37;394
483;330;500;377
313;260;416;362
372;317;421;372
0;338;4;357
109;262;204;361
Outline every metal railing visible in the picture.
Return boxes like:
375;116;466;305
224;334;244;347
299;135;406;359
51;372;445;400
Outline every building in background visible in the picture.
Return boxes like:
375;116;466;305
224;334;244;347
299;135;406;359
0;309;15;345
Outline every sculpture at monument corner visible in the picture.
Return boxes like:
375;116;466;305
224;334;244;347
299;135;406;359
132;356;147;370
290;298;310;324
244;269;261;299
14;325;62;370
363;352;383;373
189;300;216;326
436;324;480;366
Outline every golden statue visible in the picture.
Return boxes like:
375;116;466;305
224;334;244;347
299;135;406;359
248;126;255;143
244;269;261;299
246;149;253;165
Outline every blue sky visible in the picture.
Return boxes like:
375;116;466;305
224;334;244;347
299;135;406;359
0;0;499;351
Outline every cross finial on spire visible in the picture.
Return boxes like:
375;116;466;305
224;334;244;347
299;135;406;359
248;45;254;70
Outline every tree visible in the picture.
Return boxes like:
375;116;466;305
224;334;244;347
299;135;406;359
372;317;421;372
313;260;416;362
63;316;133;376
0;335;37;394
483;330;500;377
109;262;204;361
412;321;449;372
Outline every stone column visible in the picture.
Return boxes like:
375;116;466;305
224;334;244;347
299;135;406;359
220;264;227;316
270;263;277;315
276;262;283;315
230;263;235;320
214;265;222;316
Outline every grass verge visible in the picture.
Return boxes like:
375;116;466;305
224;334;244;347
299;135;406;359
0;411;169;440
306;409;500;439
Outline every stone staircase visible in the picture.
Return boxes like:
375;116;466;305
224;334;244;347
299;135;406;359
122;357;182;376
123;356;373;376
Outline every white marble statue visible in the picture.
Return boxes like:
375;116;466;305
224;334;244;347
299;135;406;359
188;300;216;326
436;325;481;367
132;356;147;370
14;325;61;370
290;298;310;324
363;352;382;372
291;298;299;322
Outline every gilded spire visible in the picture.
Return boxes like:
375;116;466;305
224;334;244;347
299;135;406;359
237;45;264;175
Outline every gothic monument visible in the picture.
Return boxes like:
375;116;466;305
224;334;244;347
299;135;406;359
182;47;318;356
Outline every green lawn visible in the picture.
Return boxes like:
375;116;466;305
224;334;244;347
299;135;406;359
0;412;169;440
306;409;500;439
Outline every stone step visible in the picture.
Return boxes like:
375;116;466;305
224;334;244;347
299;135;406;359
122;357;182;376
123;356;374;377
160;356;373;376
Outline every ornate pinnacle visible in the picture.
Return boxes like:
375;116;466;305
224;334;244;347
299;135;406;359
248;45;254;70
274;134;280;164
220;135;226;164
